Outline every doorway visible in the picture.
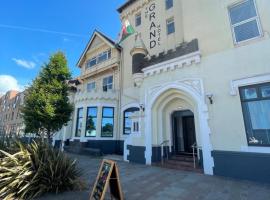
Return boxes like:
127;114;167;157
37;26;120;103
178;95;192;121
172;110;196;155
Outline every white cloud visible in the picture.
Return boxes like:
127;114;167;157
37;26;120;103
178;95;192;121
12;58;36;69
0;75;24;95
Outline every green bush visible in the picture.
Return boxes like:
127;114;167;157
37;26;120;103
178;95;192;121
0;141;85;200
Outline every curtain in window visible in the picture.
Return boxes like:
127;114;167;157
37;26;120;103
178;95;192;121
247;100;270;130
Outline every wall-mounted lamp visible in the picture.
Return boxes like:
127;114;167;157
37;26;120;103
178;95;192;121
139;103;145;112
206;93;214;104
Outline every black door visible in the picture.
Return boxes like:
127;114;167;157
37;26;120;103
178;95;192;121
182;116;196;153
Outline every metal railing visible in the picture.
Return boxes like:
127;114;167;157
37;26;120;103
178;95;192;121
191;142;202;168
160;140;170;165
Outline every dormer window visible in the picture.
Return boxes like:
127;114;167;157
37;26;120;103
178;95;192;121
86;49;112;69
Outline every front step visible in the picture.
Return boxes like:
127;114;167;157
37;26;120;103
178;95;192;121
170;155;194;162
154;155;203;173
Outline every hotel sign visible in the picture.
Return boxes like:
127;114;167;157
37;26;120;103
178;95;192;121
145;2;161;49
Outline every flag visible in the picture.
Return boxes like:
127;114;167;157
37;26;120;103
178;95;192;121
118;20;135;43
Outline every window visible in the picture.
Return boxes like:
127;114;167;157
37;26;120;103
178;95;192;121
75;108;83;137
103;76;113;92
135;13;141;27
86;57;97;68
86;49;111;69
101;107;114;137
166;0;173;10
166;18;175;35
123;107;140;135
87;82;96;92
239;82;270;146
85;107;97;137
229;0;262;43
133;121;139;133
98;49;111;63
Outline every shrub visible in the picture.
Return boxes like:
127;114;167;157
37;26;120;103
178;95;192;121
0;136;19;157
0;141;85;200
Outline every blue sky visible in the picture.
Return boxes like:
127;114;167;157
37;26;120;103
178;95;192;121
0;0;125;94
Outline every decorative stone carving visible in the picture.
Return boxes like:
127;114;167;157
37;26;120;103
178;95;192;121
142;51;201;77
148;78;203;98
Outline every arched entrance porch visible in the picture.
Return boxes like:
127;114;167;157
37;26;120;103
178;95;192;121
144;80;214;175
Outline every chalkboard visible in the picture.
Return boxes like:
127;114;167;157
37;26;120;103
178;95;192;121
90;159;123;200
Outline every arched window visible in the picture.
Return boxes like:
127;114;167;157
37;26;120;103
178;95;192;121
123;107;140;135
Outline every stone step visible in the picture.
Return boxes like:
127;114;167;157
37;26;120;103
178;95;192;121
160;162;203;173
170;155;194;162
165;159;195;168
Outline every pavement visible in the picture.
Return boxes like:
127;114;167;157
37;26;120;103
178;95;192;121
39;153;270;200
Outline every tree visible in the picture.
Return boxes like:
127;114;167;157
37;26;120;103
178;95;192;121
21;52;73;141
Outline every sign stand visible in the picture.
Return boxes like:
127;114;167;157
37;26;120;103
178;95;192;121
90;159;124;200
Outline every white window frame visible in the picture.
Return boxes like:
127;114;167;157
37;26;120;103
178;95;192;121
166;17;175;35
228;0;263;45
86;57;97;69
102;75;113;92
165;0;173;10
86;82;96;92
86;49;111;69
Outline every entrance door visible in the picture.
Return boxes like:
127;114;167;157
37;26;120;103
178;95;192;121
182;116;196;153
172;110;196;155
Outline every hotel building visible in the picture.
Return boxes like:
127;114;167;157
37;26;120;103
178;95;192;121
55;0;270;183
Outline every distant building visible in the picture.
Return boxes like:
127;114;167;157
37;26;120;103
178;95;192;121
0;90;25;136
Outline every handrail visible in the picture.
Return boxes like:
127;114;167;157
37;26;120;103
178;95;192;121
160;140;169;146
191;142;202;169
160;140;170;165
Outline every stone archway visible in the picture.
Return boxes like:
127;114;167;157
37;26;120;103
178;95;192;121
144;79;214;175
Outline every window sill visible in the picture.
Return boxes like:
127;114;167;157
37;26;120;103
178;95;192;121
233;34;267;48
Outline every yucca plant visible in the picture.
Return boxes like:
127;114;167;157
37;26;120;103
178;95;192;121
0;141;85;200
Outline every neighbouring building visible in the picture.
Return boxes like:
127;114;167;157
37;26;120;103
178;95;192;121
0;90;25;136
55;0;270;183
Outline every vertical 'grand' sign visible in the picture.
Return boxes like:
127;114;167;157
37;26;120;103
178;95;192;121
145;2;161;49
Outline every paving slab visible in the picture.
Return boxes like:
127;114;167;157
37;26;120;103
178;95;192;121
39;153;270;200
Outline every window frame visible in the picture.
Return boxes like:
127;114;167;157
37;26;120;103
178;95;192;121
123;107;140;135
86;57;97;69
135;13;141;27
101;107;114;137
102;75;113;92
87;82;96;92
85;106;98;137
166;17;175;35
228;0;263;45
239;82;270;147
75;107;83;137
165;0;173;10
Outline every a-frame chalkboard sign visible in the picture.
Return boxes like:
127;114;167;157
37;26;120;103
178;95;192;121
90;159;123;200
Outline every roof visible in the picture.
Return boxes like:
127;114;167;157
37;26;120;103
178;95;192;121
76;30;121;68
117;0;138;13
